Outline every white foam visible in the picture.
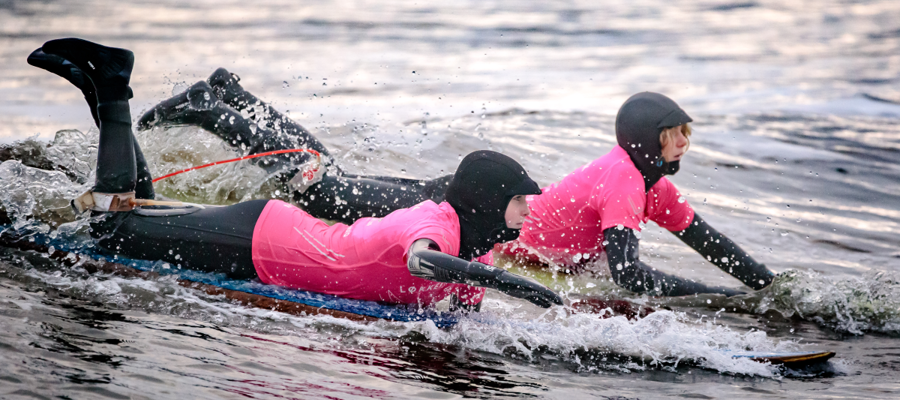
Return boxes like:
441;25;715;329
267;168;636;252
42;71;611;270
756;269;900;335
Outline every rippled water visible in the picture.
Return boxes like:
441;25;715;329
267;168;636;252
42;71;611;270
2;0;900;398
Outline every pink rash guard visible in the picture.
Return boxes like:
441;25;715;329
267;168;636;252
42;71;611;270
251;200;487;306
498;145;694;266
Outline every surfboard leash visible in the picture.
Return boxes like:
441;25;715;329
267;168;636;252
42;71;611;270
151;148;321;183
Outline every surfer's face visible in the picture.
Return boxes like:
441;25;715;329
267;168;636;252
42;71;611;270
660;124;690;162
504;195;530;229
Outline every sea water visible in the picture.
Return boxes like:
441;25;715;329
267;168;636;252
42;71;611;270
1;0;899;398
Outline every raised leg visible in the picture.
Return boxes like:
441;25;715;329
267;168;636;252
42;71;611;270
27;47;154;199
139;69;456;223
207;68;330;157
42;38;137;195
137;81;314;176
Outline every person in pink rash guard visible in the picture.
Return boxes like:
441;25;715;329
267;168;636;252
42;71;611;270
501;145;694;269
137;67;773;296
251;199;492;306
33;37;563;312
496;92;775;296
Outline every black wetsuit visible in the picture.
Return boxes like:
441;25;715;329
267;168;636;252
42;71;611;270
137;71;454;225
33;37;560;308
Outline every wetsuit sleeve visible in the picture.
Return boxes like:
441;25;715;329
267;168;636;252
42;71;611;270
452;252;493;307
407;239;563;308
603;226;746;297
673;213;775;290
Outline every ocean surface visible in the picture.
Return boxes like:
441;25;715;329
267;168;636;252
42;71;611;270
2;0;900;398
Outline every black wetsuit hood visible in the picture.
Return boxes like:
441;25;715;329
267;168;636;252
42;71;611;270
443;150;542;260
615;92;693;191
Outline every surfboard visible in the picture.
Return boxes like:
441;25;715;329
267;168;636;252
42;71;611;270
0;230;460;327
0;229;838;369
1;228;656;325
727;350;836;367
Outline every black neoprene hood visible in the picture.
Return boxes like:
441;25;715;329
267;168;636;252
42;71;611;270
615;92;693;191
443;150;542;260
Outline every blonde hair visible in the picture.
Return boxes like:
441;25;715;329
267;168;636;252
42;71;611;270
660;123;691;151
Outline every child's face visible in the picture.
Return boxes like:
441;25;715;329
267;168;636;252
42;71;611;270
504;195;531;229
661;125;689;162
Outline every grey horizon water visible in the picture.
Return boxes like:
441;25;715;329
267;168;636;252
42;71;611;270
2;0;900;399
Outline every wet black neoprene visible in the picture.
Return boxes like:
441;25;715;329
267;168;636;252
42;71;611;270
603;92;772;295
615;92;693;191
206;68;331;158
407;240;563;308
293;174;451;223
603;224;745;296
675;214;774;290
40;38;265;279
137;68;450;225
403;152;558;308
442;150;543;260
27;48;154;199
43;40;557;307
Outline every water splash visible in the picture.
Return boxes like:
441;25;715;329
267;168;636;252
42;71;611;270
138;126;281;204
756;269;900;335
43;128;99;183
418;306;787;376
0;160;83;228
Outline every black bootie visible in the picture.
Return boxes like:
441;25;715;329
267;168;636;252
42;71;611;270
207;68;330;157
40;38;136;195
137;81;313;176
27;47;154;199
41;38;133;103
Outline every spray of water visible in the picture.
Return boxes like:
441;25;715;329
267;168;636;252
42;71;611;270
757;269;900;335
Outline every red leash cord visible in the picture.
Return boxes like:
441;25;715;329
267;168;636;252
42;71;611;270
151;148;321;183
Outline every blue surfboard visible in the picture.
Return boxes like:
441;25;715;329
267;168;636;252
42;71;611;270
1;229;460;327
